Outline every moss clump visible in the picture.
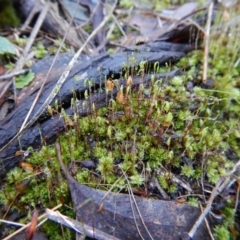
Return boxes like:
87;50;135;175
1;5;240;239
0;0;20;28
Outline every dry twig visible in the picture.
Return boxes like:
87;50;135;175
187;160;240;239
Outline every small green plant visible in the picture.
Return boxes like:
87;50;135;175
1;4;240;239
15;70;35;89
119;0;134;8
34;44;48;59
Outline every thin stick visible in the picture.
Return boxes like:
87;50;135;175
11;1;49;106
187;177;223;238
107;3;126;39
0;219;25;227
20;0;40;31
199;204;215;240
23;1;49;57
202;2;213;83
0;81;12;99
121;171;145;240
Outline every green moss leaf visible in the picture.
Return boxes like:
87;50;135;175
15;70;35;89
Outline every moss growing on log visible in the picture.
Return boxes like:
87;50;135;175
1;5;240;240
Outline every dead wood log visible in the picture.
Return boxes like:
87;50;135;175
54;147;216;240
0;41;194;176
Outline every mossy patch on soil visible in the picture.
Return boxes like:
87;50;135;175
1;5;240;240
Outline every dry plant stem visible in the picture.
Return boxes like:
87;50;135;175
45;209;121;240
0;81;13;99
188;178;223;239
0;0;117;155
121;169;154;240
11;1;49;105
160;167;192;192
217;161;240;193
55;142;68;176
122;172;145;240
188;160;240;239
20;0;40;31
2;204;62;240
94;22;115;54
199;204;215;240
202;2;213;83
201;152;207;203
3;193;20;219
106;3;126;39
0;69;29;81
152;177;169;199
0;219;25;227
99;171;125;203
22;1;49;57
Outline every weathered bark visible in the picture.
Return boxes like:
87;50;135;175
0;41;194;176
67;172;215;240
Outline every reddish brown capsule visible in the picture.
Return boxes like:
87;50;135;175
26;211;38;240
106;79;115;91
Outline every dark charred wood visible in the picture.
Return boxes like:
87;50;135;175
65;167;216;240
0;41;194;176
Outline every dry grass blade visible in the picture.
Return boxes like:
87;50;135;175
0;219;25;227
20;0;40;31
0;1;50;104
22;2;49;58
121;168;154;240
